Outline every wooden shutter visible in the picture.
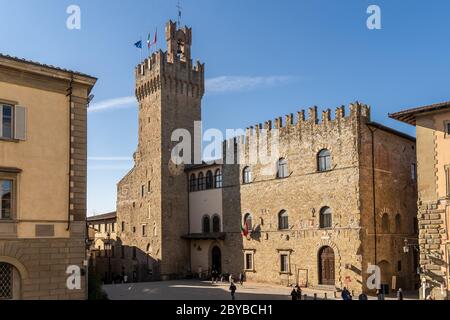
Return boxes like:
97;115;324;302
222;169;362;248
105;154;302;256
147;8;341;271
14;106;27;141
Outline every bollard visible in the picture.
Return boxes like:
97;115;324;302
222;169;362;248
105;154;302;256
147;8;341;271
313;293;317;300
324;292;328;300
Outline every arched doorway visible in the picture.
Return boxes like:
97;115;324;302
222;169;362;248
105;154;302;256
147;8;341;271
318;246;335;286
0;262;21;300
211;246;222;274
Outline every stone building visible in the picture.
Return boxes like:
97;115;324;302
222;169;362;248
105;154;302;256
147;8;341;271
116;20;204;281
115;20;419;295
0;54;96;299
87;212;119;283
390;101;450;299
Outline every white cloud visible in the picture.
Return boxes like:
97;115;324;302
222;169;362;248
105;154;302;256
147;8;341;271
205;76;296;94
88;96;137;113
88;75;296;113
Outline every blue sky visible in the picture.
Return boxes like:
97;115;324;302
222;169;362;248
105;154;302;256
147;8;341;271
1;0;450;216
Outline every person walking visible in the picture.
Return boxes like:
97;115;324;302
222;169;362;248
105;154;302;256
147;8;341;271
291;286;298;301
296;286;302;300
397;288;404;301
239;272;244;286
341;287;352;300
229;282;237;300
358;293;368;300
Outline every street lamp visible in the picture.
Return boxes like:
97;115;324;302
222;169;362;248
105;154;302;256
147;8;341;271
104;232;112;284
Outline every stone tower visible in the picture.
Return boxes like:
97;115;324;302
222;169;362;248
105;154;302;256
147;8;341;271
117;20;204;280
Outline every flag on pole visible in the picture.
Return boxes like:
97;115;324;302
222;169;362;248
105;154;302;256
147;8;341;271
153;28;158;46
147;33;152;49
134;40;143;49
240;222;249;237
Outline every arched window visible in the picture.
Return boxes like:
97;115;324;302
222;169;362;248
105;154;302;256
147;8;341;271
202;215;210;233
189;174;197;192
243;167;252;184
277;158;289;179
318;149;332;172
206;171;213;189
278;210;289;230
243;213;253;231
320;207;332;229
382;213;390;233
198;172;205;191
214;169;223;188
212;215;221;232
395;214;401;234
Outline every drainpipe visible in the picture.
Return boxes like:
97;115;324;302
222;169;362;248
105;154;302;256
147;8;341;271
368;125;378;266
66;75;74;231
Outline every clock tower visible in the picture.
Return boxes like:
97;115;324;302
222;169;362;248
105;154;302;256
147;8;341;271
117;20;205;279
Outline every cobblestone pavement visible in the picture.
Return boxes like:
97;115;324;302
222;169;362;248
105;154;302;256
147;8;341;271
103;280;419;300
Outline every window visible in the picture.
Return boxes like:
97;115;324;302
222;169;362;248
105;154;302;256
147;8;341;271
320;207;332;229
212;215;221;233
278;210;289;230
141;185;145;197
132;246;137;260
0;263;13;300
243;167;252;184
318;149;332;172
0;105;26;140
243;213;253;231
411;163;417;181
142;225;147;237
395;214;401;234
132;226;136;234
189;174;197;192
397;260;402;272
280;254;289;273
198;172;205;191
245;253;254;271
111;223;115;233
277;158;288;179
147;180;151;193
111;246;115;258
446;122;450;136
214;169;223;188
202;215;210;233
0;180;13;220
121;221;125;232
1;105;12;139
206;171;213;189
382;214;390;233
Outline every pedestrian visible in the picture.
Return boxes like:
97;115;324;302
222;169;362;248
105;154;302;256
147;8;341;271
358;293;368;300
397;288;404;301
239;272;244;286
376;289;385;300
296;286;302;300
229;282;237;300
341;287;352;300
291;286;298;301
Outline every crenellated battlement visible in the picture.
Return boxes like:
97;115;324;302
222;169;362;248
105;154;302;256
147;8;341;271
135;20;205;102
235;102;371;154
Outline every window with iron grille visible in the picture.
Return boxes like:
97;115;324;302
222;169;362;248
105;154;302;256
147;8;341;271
0;263;12;300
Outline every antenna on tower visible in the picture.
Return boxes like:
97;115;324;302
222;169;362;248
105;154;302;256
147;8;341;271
176;0;182;27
